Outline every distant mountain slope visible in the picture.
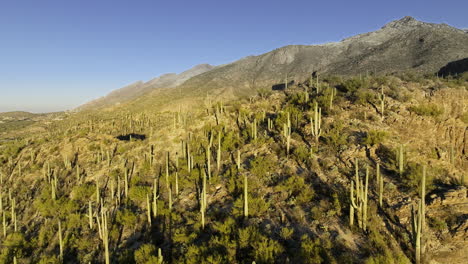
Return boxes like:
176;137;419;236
76;64;214;111
91;16;468;112
168;17;468;96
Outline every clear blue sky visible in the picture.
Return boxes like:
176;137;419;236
0;0;466;113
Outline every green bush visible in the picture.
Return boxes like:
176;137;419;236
363;130;389;146
460;112;468;124
408;103;443;117
134;244;160;264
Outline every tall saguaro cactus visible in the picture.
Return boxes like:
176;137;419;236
376;164;383;207
311;101;322;142
217;130;222;171
200;170;207;229
379;87;385;120
244;174;249;218
58;221;64;260
398;145;404;176
411;165;426;264
349;160;369;231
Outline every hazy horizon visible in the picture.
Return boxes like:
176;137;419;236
1;0;467;113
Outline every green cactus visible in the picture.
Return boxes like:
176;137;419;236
311;101;322;142
146;193;152;225
158;248;163;264
244;174;249;218
377;164;383;207
217;130;222;170
58;221;63;260
201;170;207;229
2;211;5;237
397;145;404;175
206;146;212;180
88;201;93;229
329;87;336;110
411;165;426;264
349;160;369;231
152;178;159;218
379;87;385;120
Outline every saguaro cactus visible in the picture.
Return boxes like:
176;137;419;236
379;87;385;120
58;221;63;260
201;170;207;229
397;145;404;175
244;174;249;218
311;101;322;142
349;160;369;231
329;87;336;110
206;146;212;180
146;193;152;225
377;164;383;207
217;131;222;170
411;165;426;264
88;201;93;229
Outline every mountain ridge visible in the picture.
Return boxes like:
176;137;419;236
81;16;468;112
76;64;215;111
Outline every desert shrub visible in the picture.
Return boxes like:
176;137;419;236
324;120;348;151
408;103;443;117
253;236;284;264
364;253;411;264
250;154;276;182
34;188;79;218
222;130;240;151
428;216;448;232
134;244;160;264
354;89;375;105
70;183;95;202
298;235;324;264
460;112;468;124
129;185;150;206
280;227;294;240
0;140;27;161
37;255;60;264
294;145;310;165
402;162;434;192
282;175;314;207
337;77;370;96
363;130;389;146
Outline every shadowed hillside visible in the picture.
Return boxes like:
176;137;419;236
0;74;467;263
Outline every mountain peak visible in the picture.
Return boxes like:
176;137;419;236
382;16;424;29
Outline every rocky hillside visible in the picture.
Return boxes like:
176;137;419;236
119;16;468;113
76;64;214;111
0;74;466;263
76;17;468;114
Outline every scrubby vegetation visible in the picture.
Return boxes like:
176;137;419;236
0;74;466;263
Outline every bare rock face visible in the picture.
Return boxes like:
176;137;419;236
428;186;467;207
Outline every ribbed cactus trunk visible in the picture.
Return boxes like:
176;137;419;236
244;174;249;218
377;164;383;207
201;170;207;229
311;101;322;142
217;131;222;171
146;193;152;225
88;201;93;229
398;145;404;176
411;165;426;264
349;159;369;231
58;221;63;260
379;87;385;120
